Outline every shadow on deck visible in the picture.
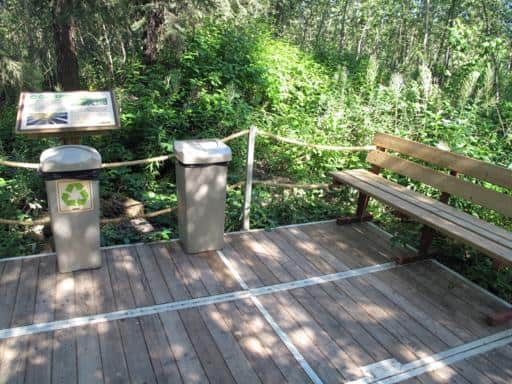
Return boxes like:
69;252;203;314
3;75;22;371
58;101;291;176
0;221;511;383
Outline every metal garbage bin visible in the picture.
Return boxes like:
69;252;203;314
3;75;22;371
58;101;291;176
40;145;102;273
174;139;232;253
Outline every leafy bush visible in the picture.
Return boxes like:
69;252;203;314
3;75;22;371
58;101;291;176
0;19;510;300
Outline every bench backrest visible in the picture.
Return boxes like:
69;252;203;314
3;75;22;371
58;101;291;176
367;133;512;217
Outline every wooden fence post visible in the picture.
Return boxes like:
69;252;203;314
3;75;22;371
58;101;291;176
242;126;257;231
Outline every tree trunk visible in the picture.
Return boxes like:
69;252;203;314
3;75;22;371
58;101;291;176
52;0;80;91
314;2;330;50
102;22;114;78
338;0;350;53
356;16;371;60
142;2;164;65
423;0;430;62
481;1;507;134
435;0;457;76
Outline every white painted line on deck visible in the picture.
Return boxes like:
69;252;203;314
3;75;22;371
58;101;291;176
217;249;325;384
250;262;396;297
0;260;397;340
0;289;253;339
360;359;402;379
347;328;512;384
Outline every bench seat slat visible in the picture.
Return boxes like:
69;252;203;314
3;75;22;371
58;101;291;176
344;169;512;249
373;133;512;190
367;150;512;218
330;169;512;264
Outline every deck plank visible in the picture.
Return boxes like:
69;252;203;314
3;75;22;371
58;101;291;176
52;270;77;384
396;262;512;375
0;260;22;328
267;225;481;384
260;293;346;384
365;269;496;384
91;250;130;384
275;228;338;275
196;252;312;383
263;230;326;276
189;252;294;384
255;230;468;382
0;259;39;383
314;223;502;383
227;235;281;286
148;244;209;384
303;221;395;266
164;243;238;384
232;299;315;384
180;307;237;384
238;231;380;375
186;246;313;383
227;234;345;383
24;256;56;384
107;247;157;384
11;259;39;327
264;228;421;362
0;222;510;383
253;230;392;364
75;270;103;384
128;245;183;384
221;240;266;288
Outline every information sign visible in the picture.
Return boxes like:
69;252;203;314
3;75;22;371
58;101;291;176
16;91;119;135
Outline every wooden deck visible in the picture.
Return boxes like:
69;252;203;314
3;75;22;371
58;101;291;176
0;221;511;383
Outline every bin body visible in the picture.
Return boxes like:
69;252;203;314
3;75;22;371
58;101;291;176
40;146;102;273
174;140;231;253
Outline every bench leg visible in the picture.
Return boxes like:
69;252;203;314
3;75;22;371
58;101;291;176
396;225;434;264
337;192;373;225
418;226;435;256
486;310;512;326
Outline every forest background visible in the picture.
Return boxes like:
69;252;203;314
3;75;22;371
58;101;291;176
0;0;511;300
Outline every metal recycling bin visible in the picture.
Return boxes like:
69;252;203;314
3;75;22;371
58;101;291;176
40;145;102;273
174;139;232;253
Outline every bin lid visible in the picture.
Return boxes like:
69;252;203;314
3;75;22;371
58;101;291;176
40;145;102;172
174;139;232;165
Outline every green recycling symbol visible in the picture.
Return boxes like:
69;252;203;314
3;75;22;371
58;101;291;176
61;182;89;207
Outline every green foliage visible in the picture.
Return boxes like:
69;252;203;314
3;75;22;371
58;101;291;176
0;9;511;301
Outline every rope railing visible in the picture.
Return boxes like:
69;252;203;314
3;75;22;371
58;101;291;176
0;159;40;169
100;129;250;169
0;179;335;226
254;180;332;189
101;154;174;169
0;127;367;226
257;130;376;152
229;179;333;190
0;207;176;227
100;207;176;224
0;128;372;170
0;217;51;226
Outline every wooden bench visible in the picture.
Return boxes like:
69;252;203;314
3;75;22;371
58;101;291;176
330;133;512;326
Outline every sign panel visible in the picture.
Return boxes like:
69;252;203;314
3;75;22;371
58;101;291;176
16;91;120;135
57;180;94;213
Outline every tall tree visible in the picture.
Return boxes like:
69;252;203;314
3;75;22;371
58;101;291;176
52;0;80;90
142;1;164;64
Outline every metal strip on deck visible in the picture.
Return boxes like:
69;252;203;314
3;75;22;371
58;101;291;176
0;260;398;340
347;328;512;384
1;220;511;383
217;249;325;384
